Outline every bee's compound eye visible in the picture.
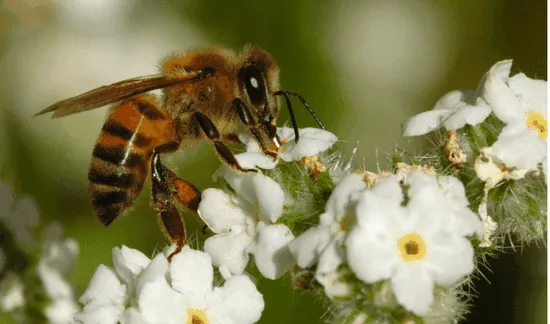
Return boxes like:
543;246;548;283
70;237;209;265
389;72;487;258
239;66;267;107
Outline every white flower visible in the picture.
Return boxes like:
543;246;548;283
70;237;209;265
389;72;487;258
288;174;366;284
199;167;295;280
0;273;25;312
38;223;80;324
76;246;158;324
236;127;338;169
346;172;481;315
403;89;491;136
482;60;547;170
0;181;40;247
0;183;80;322
315;271;353;298
123;246;264;324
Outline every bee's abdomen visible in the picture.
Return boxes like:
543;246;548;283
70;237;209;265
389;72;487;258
88;95;178;226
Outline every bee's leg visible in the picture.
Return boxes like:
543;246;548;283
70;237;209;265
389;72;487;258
234;99;280;159
194;112;258;173
222;134;243;144
151;152;201;261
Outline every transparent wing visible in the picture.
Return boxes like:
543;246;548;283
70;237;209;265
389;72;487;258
35;72;198;118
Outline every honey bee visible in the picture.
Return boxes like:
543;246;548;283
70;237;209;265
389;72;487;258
35;46;325;260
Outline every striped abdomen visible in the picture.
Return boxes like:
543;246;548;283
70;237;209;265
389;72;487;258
88;95;179;226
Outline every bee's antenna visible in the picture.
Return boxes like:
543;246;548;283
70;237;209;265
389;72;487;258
275;91;326;131
275;90;300;143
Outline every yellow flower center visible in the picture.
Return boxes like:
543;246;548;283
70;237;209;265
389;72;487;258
397;232;426;262
186;308;209;324
339;214;355;232
526;111;547;139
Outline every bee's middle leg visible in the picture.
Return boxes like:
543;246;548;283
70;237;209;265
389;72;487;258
151;151;201;261
194;112;258;173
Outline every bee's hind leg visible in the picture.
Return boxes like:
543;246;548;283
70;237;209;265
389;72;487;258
150;151;201;262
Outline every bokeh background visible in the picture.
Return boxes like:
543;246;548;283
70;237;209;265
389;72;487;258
0;0;546;323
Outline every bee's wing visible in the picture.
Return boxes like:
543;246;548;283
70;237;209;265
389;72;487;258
35;73;198;118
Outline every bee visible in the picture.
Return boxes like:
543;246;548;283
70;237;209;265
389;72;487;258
35;46;325;260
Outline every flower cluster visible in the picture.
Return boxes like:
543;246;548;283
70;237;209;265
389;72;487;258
0;181;79;324
76;245;264;324
403;59;547;246
404;60;546;173
288;167;483;317
198;127;338;280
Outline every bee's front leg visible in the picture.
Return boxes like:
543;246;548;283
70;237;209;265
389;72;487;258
150;152;201;262
194;112;258;173
233;98;280;160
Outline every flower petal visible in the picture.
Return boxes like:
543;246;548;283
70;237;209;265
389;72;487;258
437;175;469;208
44;299;80;324
79;265;125;306
40;226;79;275
355;176;403;227
253;223;295;279
316;239;344;275
278;127;338;161
120;308;150;324
508;73;547;114
325;173;367;218
203;225;253;276
138;277;181;324
215;166;257;205
169;247;213;299
208;275;264;324
346;224;397;283
38;261;74;300
492;125;546;170
433;90;467;111
315;271;352;298
406;172;451;234
402;110;450;136
136;253;169;297
112;246;151;286
198;189;247;233
288;226;331;269
453;207;484;238
427;236;475;286
391;265;435;315
235;152;278;170
482;60;524;123
252;174;284;222
0;274;24;312
238;131;261;152
443;101;492;130
75;304;124;324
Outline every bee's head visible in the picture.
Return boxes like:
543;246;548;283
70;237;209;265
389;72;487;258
237;47;281;156
236;47;326;158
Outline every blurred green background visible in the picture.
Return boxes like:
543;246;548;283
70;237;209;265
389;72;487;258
0;0;546;323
